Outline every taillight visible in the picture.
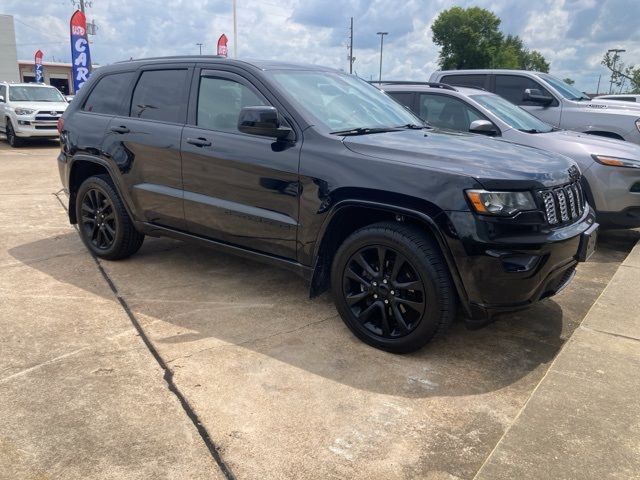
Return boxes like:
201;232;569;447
57;117;64;134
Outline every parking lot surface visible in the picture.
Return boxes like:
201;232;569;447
1;140;639;479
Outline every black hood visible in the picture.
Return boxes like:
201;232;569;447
343;128;578;190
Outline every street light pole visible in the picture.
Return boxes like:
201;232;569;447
196;43;203;55
607;48;626;94
377;31;388;83
233;0;238;58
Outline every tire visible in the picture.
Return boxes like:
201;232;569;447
6;119;23;147
75;174;144;260
331;221;456;353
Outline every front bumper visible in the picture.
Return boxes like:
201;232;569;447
583;163;640;228
13;114;60;138
443;207;598;321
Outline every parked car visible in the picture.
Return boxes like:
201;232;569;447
0;82;68;147
382;82;640;228
595;94;640;104
428;70;640;145
57;57;598;353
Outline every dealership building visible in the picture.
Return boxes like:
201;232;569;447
1;14;75;94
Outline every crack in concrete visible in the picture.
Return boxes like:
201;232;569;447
581;325;640;343
0;347;90;384
53;191;236;480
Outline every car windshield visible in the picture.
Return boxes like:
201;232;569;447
538;73;590;101
266;70;422;133
471;93;553;133
9;85;65;102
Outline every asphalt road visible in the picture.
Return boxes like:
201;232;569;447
1;139;638;479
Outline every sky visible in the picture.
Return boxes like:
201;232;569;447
2;0;639;93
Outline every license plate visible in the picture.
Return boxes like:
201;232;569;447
577;223;598;262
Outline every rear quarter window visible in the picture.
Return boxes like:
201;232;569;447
82;72;135;115
440;74;488;89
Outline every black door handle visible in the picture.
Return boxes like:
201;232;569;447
110;125;130;134
186;137;212;147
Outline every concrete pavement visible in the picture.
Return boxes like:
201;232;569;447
1;140;639;479
475;240;640;480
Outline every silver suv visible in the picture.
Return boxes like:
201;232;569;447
382;82;640;228
429;70;640;145
0;82;68;147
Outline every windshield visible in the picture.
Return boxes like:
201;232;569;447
538;73;589;101
9;85;65;102
471;93;553;133
266;70;421;132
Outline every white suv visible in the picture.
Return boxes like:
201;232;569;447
0;82;68;147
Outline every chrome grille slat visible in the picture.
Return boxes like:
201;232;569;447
539;180;585;227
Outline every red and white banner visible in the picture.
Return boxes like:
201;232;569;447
217;34;228;57
34;50;44;82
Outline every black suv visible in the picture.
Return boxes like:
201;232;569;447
57;57;598;353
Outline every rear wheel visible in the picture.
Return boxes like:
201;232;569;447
6;120;23;147
331;222;456;353
75;175;144;260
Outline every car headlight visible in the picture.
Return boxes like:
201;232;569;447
592;154;640;169
636;119;640;133
465;189;537;216
14;108;35;116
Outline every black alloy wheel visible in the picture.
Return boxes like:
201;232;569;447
343;245;426;338
81;187;117;251
331;222;456;353
6;120;22;147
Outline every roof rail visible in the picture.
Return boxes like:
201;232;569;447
369;80;458;91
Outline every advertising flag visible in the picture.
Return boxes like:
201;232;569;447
70;10;92;92
217;34;228;57
34;50;44;83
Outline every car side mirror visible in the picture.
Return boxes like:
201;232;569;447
0;95;4;103
523;88;554;106
469;119;498;136
238;106;292;140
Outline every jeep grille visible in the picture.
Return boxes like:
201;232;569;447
539;180;585;226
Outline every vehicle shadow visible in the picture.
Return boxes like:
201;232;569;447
10;229;630;399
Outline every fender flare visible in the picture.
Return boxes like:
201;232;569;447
67;154;137;224
311;199;471;316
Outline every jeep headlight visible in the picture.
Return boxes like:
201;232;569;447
14;108;35;116
466;189;537;216
592;154;640;169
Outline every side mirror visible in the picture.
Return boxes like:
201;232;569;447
0;95;4;103
469;119;498;136
238;106;292;140
523;88;554;106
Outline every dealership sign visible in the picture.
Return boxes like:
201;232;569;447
217;34;228;57
70;10;92;92
34;50;44;83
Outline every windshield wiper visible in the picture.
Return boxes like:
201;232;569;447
330;127;401;136
396;123;428;129
519;128;543;134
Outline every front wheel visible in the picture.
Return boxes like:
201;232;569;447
75;175;144;260
331;222;456;353
6;120;23;147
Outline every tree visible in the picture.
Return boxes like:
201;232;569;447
431;7;503;69
601;51;640;93
431;7;549;72
563;78;575;85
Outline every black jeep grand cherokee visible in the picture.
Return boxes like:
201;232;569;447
57;57;598;353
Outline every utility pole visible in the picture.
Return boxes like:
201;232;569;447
233;0;238;58
376;32;388;83
607;48;626;94
196;43;203;55
348;17;354;74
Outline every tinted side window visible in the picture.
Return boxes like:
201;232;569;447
387;92;414;110
418;94;486;131
495;75;554;105
130;69;188;123
0;85;5;101
197;76;267;132
440;74;487;89
82;72;134;115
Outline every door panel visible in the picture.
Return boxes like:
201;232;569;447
494;74;562;127
100;66;191;230
181;72;300;260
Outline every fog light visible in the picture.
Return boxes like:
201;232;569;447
18;120;30;125
631;182;640;193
